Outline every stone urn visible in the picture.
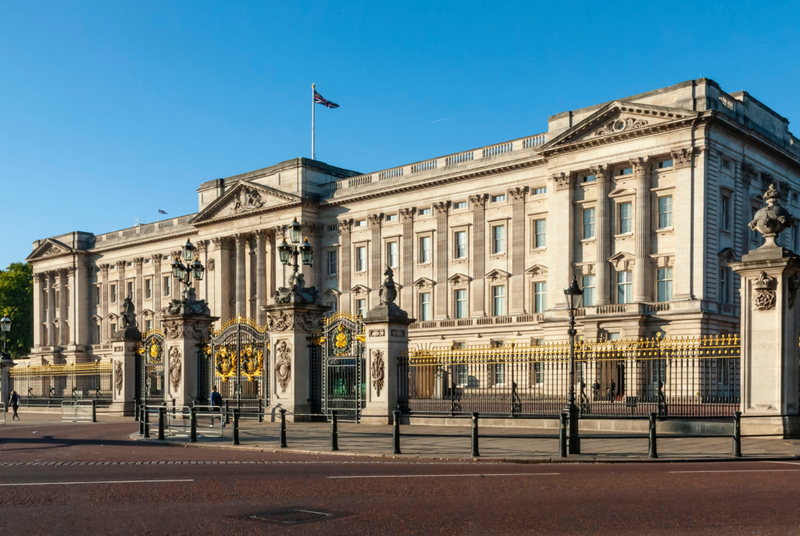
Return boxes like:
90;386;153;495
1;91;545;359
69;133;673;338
749;184;796;248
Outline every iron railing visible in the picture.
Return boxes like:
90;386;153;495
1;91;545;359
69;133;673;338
10;362;113;407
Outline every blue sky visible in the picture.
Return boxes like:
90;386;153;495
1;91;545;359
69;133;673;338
1;1;799;268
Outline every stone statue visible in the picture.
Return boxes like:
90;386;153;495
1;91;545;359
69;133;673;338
379;266;398;305
167;287;211;316
749;184;796;248
121;298;137;329
274;272;319;305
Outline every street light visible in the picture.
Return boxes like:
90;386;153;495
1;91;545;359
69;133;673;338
278;219;314;275
563;275;583;454
0;316;11;363
172;239;205;299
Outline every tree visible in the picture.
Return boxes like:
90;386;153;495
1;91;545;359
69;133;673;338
0;262;33;358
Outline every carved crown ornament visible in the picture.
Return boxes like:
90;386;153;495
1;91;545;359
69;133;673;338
752;271;777;311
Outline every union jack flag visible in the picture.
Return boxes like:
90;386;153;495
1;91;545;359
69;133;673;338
158;209;168;214
314;90;339;109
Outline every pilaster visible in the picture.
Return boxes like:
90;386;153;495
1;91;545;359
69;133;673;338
469;195;487;317
338;219;353;313
369;214;383;310
509;187;527;314
550;173;573;309
434;201;450;319
592;165;612;305
400;209;415;313
33;272;43;347
58;268;69;346
234;234;247;318
110;332;140;416
672;147;696;300
255;230;267;325
632;157;651;303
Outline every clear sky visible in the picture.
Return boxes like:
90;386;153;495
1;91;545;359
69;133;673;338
2;1;799;268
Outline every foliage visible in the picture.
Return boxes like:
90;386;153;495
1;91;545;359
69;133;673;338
0;262;33;358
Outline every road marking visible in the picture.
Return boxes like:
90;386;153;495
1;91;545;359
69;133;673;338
670;470;800;474
328;473;560;479
295;509;334;516
764;461;800;466
0;479;194;487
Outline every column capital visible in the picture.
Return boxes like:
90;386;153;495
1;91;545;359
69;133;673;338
629;156;651;176
337;219;353;232
469;194;487;210
590;164;611;183
67;266;76;277
551;172;572;191
194;240;209;253
368;213;384;228
133;257;145;269
508;186;529;204
670;147;696;169
99;264;110;275
254;229;268;240
116;260;127;270
433;201;450;216
399;208;416;222
150;254;162;265
233;233;248;245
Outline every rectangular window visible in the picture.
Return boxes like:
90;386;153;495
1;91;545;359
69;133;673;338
454;201;467;210
110;284;117;303
582;174;596;183
619;202;632;234
533;362;544;385
356;299;367;318
163;276;171;297
418;207;431;216
658;196;673;229
616;271;633;304
582;275;596;307
720;268;730;305
618;167;633;176
492;286;506;316
145;279;152;299
328;250;338;276
110;323;116;335
328;224;339;232
534;282;547;313
386;242;398;268
722;159;731;170
356;246;367;272
127;281;134;299
355;219;367;227
454;231;467;259
456;364;468;386
494;364;506;385
657;268;673;302
95;286;101;306
419;292;432;321
385;214;398;222
534;219;546;248
419;236;431;263
721;194;731;231
533;187;546;195
95;324;101;343
491;194;506;203
582;208;596;239
492;225;505;254
145;319;153;332
657;159;674;169
455;289;467;319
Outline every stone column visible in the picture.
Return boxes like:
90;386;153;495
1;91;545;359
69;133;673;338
592;165;612;305
59;268;69;346
369;214;383;310
212;237;232;324
161;312;217;407
110;332;140;416
99;264;109;343
550;173;573;309
434;202;450;319
134;258;144;315
400;209;415;311
234;234;247;318
151;255;162;327
509;187;527;314
339;219;353;312
47;272;56;345
469;195;487;316
33;272;43;348
264;303;328;420
632;157;652;303
255;230;267;324
672;148;696;300
266;230;277;305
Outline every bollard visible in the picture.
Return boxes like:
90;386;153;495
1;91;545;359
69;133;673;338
158;407;166;440
330;411;339;451
138;405;145;436
732;411;742;457
190;407;197;443
135;400;140;422
648;412;658;459
392;410;402;455
232;408;240;445
279;409;288;448
559;413;567;458
258;399;264;423
91;400;97;423
471;413;480;458
143;407;150;438
225;400;230;425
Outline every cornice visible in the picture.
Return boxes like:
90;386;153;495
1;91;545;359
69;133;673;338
91;229;199;255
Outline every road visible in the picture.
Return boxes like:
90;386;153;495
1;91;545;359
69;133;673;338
0;421;799;535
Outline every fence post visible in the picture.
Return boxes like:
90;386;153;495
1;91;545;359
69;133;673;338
732;411;742;457
279;409;287;448
258;399;264;423
393;410;402;455
225;400;230;425
559;413;567;458
648;412;658;459
190;407;197;443
471;413;480;457
331;411;339;452
138;405;144;436
232;408;240;445
91;400;97;423
134;399;140;422
158;407;165;440
143;407;150;438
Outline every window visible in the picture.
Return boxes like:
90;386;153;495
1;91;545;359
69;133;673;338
127;281;134;299
328;224;339;232
163;276;171;297
456;364;469;385
328;301;338;312
494;364;506;385
355;219;367;227
533;362;544;385
492;286;506;316
95;287;101;306
145;319;153;332
386;242;398;268
582;174;596;183
657;196;673;229
657;268;673;302
145;279;152;299
110;284;117;303
721;194;731;231
95;324;101;344
419;292;432;321
491;194;506;203
722;159;731;170
419;236;431;263
582;208;596;239
720;267;730;305
618;167;633;176
534;282;547;313
110;323;116;334
657;159;674;169
454;201;467;210
356;299;367;318
356;246;367;272
385;214;398;222
328;250;338;276
616;271;633;304
533;187;546;195
454;231;467;259
418;207;431;216
534;219;546;248
619;202;632;234
455;289;467;319
582;275;596;307
491;225;505;254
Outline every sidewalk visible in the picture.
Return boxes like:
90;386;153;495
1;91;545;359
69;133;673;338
134;419;800;463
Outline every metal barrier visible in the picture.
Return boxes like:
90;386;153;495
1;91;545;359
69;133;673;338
0;403;5;425
192;405;225;438
61;400;96;422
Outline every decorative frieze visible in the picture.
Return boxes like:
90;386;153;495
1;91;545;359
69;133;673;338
265;310;320;332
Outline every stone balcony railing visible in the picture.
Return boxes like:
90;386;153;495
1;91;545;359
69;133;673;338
320;132;547;197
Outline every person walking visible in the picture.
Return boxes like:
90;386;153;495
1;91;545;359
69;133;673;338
8;390;20;421
210;385;223;427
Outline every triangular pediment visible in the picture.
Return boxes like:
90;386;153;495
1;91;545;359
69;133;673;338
608;251;636;270
608;188;636;198
26;239;73;261
447;273;472;285
190;182;302;225
543;102;698;149
323;287;342;297
350;284;371;295
524;264;549;278
485;269;511;282
413;277;435;289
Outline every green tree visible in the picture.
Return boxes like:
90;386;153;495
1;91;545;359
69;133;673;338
0;262;33;358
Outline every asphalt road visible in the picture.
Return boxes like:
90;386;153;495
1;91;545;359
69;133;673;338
1;422;799;535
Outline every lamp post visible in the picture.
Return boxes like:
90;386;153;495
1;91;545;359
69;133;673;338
277;218;314;279
563;275;583;454
0;316;11;363
170;239;206;301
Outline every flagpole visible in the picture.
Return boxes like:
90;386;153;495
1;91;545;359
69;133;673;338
312;83;315;160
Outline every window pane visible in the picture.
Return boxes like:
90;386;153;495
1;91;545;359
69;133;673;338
657;268;673;302
619;203;632;233
356;246;367;271
492;226;505;254
387;242;398;267
658;196;673;229
582;275;596;307
583;208;595;239
420;236;431;263
492;286;506;316
534;219;546;248
420;293;431;321
455;231;467;258
617;271;632;304
534;282;547;313
455;289;467;319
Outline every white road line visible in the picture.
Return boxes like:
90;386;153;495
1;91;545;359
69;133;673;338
764;461;800;466
328;473;560;479
669;470;800;474
0;479;194;487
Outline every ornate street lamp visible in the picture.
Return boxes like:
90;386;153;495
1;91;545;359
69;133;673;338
275;218;317;304
0;316;12;363
563;276;583;454
166;239;208;315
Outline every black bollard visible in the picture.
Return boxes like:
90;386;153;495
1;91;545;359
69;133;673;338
91;400;97;423
190;407;197;443
732;411;742;457
225;400;230;425
232;408;240;445
393;410;402;455
138;405;144;436
331;411;339;451
648;412;658;459
279;409;288;448
158;407;166;440
135;400;140;422
471;413;480;457
559;413;567;458
258;399;264;423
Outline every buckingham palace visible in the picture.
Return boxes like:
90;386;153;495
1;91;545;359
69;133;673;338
24;77;800;365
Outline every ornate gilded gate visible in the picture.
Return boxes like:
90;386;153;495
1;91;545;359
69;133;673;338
138;329;166;404
320;313;366;423
208;317;269;419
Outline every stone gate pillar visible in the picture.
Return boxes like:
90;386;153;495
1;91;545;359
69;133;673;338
0;356;15;413
361;267;414;425
110;331;139;416
161;312;216;407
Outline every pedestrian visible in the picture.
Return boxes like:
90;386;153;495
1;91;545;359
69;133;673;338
210;385;223;427
8;390;20;421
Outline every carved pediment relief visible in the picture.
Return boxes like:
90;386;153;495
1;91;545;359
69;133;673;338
350;284;371;296
190;182;302;225
485;269;511;282
26;239;73;262
323;288;342;297
608;251;636;271
524;264;549;278
447;273;472;286
413;277;435;289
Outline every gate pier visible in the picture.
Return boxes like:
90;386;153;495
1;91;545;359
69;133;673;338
110;330;139;416
161;312;217;407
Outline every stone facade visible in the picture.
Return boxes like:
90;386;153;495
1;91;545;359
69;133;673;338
26;78;800;363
